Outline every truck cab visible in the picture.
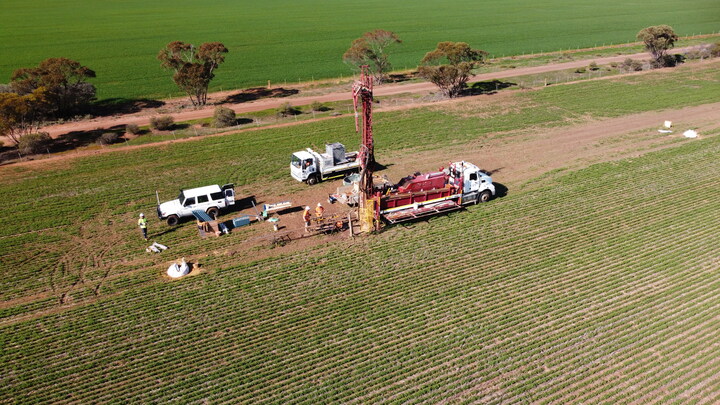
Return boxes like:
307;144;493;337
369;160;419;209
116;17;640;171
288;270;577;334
449;162;495;204
290;151;317;183
157;184;235;225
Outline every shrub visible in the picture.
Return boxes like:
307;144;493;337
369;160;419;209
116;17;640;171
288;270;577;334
277;102;300;117
125;123;141;135
709;42;720;58
620;58;644;72
651;54;683;69
17;132;51;155
212;106;236;128
589;62;599;71
574;67;587;74
97;132;119;145
150;115;174;130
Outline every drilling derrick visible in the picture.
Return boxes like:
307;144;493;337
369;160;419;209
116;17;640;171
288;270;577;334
352;66;377;232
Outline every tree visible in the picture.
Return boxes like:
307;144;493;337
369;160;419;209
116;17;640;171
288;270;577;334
637;25;679;67
417;42;488;98
0;88;49;145
158;41;229;106
10;58;96;118
343;30;402;83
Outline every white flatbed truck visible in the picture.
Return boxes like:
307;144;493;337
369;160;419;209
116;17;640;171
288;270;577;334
290;142;360;185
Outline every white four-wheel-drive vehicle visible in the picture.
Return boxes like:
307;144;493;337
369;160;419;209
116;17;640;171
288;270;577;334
290;142;360;185
157;184;235;225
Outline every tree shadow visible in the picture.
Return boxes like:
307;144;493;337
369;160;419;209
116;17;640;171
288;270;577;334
385;72;416;83
0;144;19;164
50;125;127;152
91;98;165;117
237;118;254;125
464;80;516;96
220;87;299;104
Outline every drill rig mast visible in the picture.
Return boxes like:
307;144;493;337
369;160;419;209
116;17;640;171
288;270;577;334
352;66;378;232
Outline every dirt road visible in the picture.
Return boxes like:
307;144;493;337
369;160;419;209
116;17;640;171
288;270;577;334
38;50;662;137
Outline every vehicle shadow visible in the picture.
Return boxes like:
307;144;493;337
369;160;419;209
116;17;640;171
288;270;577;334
493;182;509;199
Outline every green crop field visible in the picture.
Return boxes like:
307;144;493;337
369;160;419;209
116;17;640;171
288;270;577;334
3;117;720;403
2;60;720;402
1;0;719;100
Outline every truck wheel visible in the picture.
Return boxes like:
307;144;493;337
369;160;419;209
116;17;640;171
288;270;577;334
206;207;219;219
478;190;492;203
306;175;319;185
166;215;179;226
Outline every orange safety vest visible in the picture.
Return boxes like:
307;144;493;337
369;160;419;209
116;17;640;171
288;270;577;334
315;206;325;217
303;210;311;221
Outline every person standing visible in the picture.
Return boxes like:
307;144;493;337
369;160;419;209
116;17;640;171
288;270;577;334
315;202;325;218
303;206;312;231
138;213;148;241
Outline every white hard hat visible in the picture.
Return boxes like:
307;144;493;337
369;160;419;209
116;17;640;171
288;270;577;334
304;206;310;210
317;202;322;207
139;213;144;217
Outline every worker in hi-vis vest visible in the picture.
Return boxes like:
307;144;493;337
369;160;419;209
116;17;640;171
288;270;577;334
138;213;148;240
315;202;325;217
303;206;312;230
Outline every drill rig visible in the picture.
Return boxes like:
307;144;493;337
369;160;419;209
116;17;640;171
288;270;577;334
353;66;379;232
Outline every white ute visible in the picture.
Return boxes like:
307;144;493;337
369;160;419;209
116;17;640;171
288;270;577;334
290;142;360;185
157;184;235;225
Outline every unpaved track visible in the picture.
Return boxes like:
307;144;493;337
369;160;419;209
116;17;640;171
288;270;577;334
38;50;663;137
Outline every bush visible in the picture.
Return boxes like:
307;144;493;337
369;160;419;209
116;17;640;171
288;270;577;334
620;58;644;72
574;67;586;74
651;54;683;68
277;102;300;117
125;123;141;135
97;132;119;145
150;115;174;130
212;106;236;128
589;62;599;71
17;132;51;155
709;42;720;58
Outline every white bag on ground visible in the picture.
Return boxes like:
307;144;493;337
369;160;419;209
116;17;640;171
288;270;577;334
167;258;190;278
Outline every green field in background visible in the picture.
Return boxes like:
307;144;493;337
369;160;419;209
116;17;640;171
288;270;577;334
1;0;718;100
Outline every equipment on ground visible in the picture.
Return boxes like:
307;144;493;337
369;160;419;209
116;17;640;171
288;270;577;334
262;201;292;218
167;258;190;278
157;184;235;225
290;143;360;185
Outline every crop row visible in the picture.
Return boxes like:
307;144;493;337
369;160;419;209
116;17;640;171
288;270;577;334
3;133;720;402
